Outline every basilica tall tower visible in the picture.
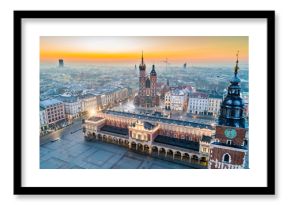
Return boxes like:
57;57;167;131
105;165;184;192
209;52;249;169
139;51;146;97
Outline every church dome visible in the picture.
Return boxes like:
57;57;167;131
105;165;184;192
231;75;241;84
233;98;244;107
222;97;244;108
223;99;233;106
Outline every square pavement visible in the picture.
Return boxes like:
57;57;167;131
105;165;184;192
40;124;192;169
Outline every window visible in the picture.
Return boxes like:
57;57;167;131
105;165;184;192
223;153;231;163
231;109;235;117
227;140;232;145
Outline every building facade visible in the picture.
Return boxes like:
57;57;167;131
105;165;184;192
187;92;209;115
80;93;97;115
165;91;171;110
100;87;129;109
115;87;129;103
165;89;188;111
58;59;64;67
187;92;222;117
57;95;81;120
40;99;65;126
209;53;249;169
208;95;222;117
134;52;160;108
39;106;48;133
83;110;215;168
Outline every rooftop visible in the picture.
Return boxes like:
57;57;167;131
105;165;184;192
100;125;129;137
144;122;155;130
154;135;200;152
40;98;63;108
79;93;96;99
212;142;248;150
105;111;214;130
171;89;186;96
189;92;208;99
131;121;156;130
208;94;223;99
201;135;212;143
96;86;127;95
87;117;104;122
57;95;79;103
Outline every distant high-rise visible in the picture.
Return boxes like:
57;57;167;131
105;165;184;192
183;63;187;69
59;59;64;68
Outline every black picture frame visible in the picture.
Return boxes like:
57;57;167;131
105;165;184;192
14;10;275;195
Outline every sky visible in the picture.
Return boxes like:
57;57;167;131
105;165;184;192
40;36;248;65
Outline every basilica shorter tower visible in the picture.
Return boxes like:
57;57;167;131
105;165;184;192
134;52;160;108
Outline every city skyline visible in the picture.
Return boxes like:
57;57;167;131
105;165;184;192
40;36;248;64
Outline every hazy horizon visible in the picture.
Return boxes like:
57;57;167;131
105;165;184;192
40;36;248;65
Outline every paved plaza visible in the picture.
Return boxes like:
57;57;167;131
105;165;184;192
40;120;192;169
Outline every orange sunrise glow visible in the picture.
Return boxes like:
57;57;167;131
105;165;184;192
40;36;248;64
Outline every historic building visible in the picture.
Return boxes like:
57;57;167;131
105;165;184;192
187;92;222;117
134;52;160;108
187;92;209;115
40;99;65;126
164;86;194;111
165;89;188;111
57;95;82;121
83;110;214;168
208;52;249;169
100;87;129;109
39;106;48;134
208;95;223;117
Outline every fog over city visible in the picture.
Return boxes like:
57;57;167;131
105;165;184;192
40;62;248;101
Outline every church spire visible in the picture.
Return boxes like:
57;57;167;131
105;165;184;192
139;51;146;71
234;50;239;77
